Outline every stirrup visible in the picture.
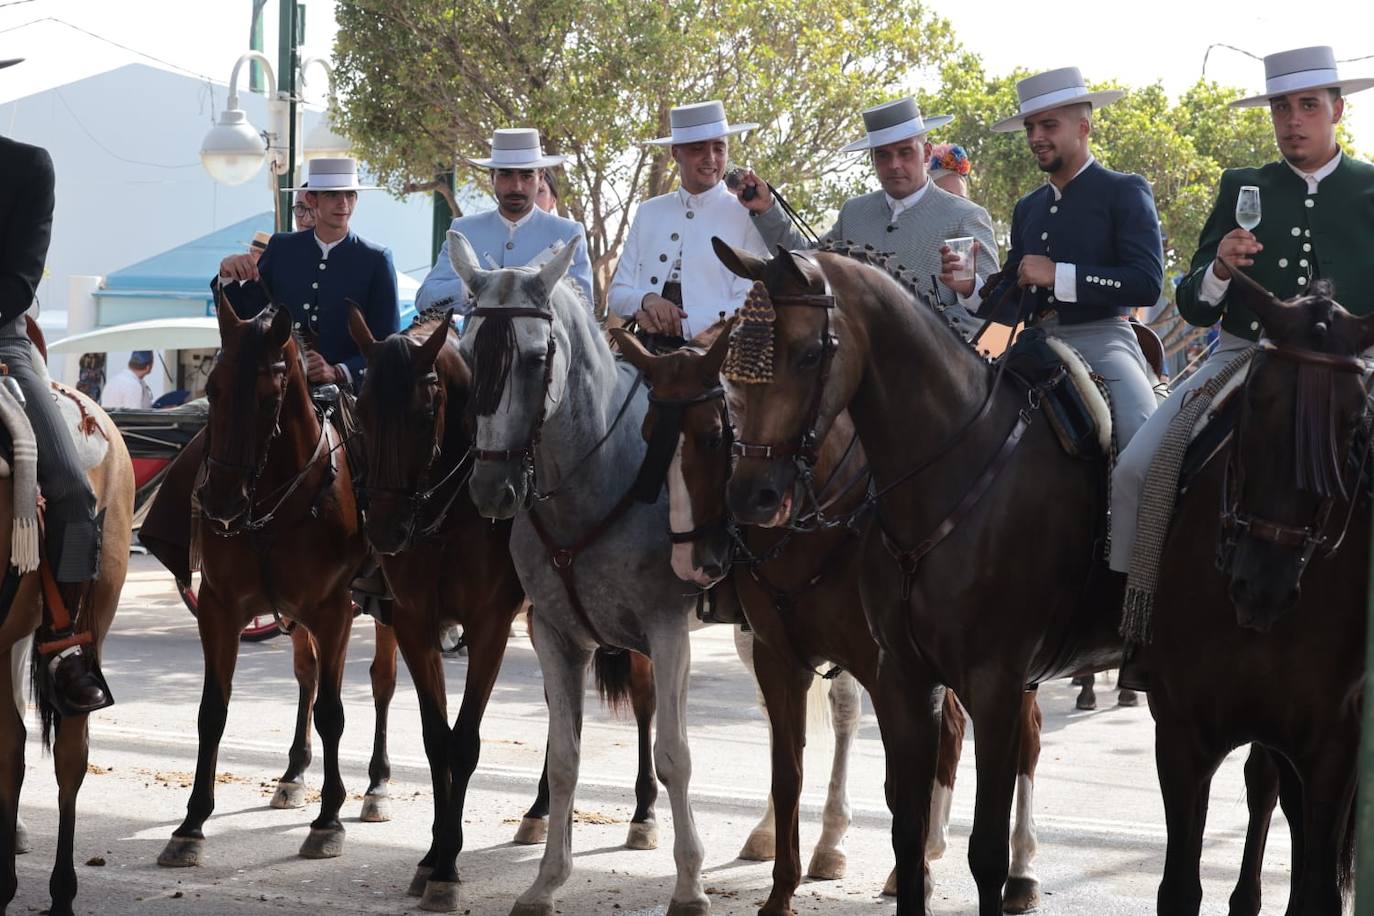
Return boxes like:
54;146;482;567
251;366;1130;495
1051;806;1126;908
41;643;115;716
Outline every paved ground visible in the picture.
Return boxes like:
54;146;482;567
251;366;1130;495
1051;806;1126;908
9;556;1292;915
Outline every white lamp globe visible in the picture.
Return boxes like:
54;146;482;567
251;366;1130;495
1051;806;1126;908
200;108;267;186
303;108;351;161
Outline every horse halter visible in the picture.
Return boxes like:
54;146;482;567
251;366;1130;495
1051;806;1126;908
468;306;557;497
1218;338;1373;577
200;349;293;533
644;382;734;544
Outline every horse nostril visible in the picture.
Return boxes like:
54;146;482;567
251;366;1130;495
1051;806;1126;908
753;488;780;512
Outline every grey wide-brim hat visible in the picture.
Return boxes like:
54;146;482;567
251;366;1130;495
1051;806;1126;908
645;100;757;146
990;67;1124;133
286;157;380;192
840;97;952;153
467;128;566;169
1230;45;1374;108
1;58;23;70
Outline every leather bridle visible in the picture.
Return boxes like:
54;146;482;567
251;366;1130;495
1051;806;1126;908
646;383;733;545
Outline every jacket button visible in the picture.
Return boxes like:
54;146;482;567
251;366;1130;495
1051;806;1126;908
1305;198;1315;208
686;211;695;219
311;282;319;289
506;242;514;250
650;277;658;285
660;253;668;262
1279;259;1288;268
671;233;680;241
319;262;326;270
1050;205;1058;214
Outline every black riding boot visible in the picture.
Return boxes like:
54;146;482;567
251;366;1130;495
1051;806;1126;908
39;508;113;715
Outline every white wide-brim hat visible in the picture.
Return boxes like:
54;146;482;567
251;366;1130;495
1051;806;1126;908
467;128;566;169
1230;45;1374;108
286;157;379;192
645;100;758;146
840;97;952;153
990;67;1124;133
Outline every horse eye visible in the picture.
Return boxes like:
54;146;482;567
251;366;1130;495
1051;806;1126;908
796;346;822;370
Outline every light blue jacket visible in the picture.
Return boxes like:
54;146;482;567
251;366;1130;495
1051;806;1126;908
416;207;594;313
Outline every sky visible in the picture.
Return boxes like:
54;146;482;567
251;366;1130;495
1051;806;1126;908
2;0;1371;152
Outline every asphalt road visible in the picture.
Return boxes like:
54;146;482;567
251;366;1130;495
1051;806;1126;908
9;556;1292;915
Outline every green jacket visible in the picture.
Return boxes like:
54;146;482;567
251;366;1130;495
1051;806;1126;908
1176;152;1374;339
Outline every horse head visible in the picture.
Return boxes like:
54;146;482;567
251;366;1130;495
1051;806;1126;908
199;291;298;529
350;305;463;555
714;240;862;527
1225;266;1374;630
610;320;735;587
453;230;580;519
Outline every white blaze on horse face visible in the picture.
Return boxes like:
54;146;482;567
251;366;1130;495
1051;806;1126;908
668;436;713;586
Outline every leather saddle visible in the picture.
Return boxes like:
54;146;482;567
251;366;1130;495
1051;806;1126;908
1003;328;1112;460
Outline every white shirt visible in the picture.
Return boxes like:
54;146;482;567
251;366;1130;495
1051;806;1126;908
885;180;930;222
1049;157;1097;303
499;207;537;235
608;181;769;337
102;367;152;410
1199;151;1343;304
315;232;345;259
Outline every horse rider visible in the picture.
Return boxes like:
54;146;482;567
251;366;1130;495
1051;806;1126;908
732;97;1000;339
608;100;770;342
977;66;1164;535
215;157;399;389
0;56;111;713
417;128;594;312
1110;46;1374;671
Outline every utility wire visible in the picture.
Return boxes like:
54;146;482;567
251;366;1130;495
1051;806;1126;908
54;88;202;169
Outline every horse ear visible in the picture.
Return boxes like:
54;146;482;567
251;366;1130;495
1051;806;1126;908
773;246;812;288
609;327;656;373
415;310;452;371
1228;264;1296;338
712;236;768;281
215;286;241;336
701;316;736;380
265;305;293;351
347;302;376;356
447;231;490;294
536;236;580;298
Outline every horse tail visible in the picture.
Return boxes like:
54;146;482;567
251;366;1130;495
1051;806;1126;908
1339;782;1358;904
592;648;634;716
28;635;57;751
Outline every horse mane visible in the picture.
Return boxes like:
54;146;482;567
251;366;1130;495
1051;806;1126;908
1291;296;1348;498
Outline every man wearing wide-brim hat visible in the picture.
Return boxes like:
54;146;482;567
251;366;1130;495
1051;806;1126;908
417;128;593;311
216;156;400;389
734;97;1000;339
607;101;769;340
1111;47;1374;593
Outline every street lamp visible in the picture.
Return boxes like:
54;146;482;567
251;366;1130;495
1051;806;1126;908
300;57;351;161
199;51;290;186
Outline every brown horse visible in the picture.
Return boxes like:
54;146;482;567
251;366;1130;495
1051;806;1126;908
157;297;369;867
611;324;1047;916
1147;272;1369;916
0;375;133;916
713;240;1125;915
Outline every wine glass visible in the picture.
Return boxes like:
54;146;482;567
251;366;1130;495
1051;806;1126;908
1235;185;1262;232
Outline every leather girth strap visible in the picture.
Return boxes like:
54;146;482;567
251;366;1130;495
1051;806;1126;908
528;487;639;651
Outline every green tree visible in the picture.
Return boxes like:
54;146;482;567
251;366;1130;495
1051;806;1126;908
332;0;957;301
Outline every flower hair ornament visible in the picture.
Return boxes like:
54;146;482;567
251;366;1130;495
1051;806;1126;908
929;143;972;177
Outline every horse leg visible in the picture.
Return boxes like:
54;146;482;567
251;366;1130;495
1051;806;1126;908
511;628;591;916
751;638;811;916
649;627;709;915
1285;733;1359;916
421;611;511;912
808;670;861;881
734;627;777;862
360;620;398;823
271;625;316;810
0;643;27;911
1153;719;1221;916
1003;690;1043;914
159;591;242;867
1074;674;1096;711
514;738;551;845
298;597;351;860
872;656;940;916
964;679;1026;916
46;710;93;916
886;684;965;900
392;612;450;899
625;650;659;850
1228;744;1280;916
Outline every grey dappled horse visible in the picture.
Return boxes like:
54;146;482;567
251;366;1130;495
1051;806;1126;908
451;231;711;916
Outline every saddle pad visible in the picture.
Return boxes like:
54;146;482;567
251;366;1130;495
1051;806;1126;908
1044;335;1113;454
51;382;110;472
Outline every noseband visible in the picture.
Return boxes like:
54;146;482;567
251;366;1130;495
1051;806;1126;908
1219;338;1373;577
468;307;557;474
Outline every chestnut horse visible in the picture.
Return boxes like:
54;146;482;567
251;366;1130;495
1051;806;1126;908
612;325;1047;916
0;371;133;916
157;298;369;867
1147;271;1368;915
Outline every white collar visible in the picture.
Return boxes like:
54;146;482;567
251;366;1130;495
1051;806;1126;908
884;180;930;220
314;232;347;258
499;206;538;233
1050;155;1095;200
676;181;725;209
1286;150;1342;193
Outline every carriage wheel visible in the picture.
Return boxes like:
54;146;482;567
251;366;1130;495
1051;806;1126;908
177;582;285;642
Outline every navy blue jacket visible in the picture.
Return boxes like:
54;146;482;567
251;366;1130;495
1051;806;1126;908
982;161;1163;326
214;229;399;383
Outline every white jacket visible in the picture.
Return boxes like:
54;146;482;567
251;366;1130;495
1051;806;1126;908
608;182;769;337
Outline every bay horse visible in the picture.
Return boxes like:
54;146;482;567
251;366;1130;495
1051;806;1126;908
450;231;712;916
611;323;1047;915
714;239;1125;915
0;371;133;916
1147;270;1368;915
157;296;369;867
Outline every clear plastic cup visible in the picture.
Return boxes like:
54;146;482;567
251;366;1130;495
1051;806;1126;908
945;237;976;282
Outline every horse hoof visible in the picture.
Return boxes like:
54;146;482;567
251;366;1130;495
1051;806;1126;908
665;899;710;915
508;903;554;916
420;880;461;912
806;847;847;880
512;816;548;845
299;826;345;859
1075;693;1097;711
1117;688;1139;708
407;865;433;897
157;836;205;868
882;867;897;897
15;817;31;855
738;828;775;861
1002;876;1041;914
270;781;307;809
624;821;659;850
359;792;391;822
